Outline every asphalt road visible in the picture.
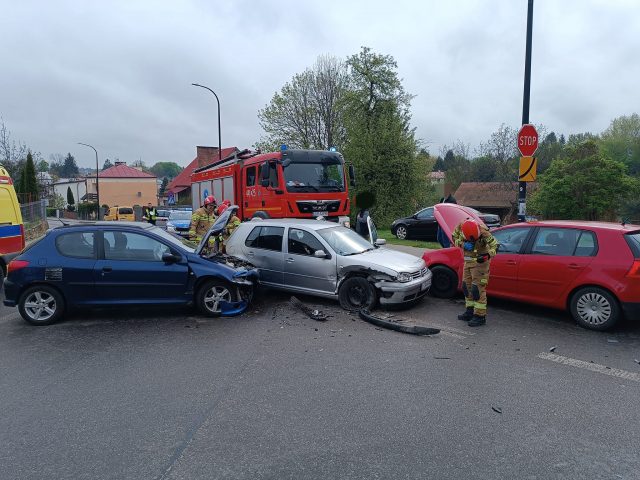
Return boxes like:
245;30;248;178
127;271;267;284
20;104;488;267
1;283;640;480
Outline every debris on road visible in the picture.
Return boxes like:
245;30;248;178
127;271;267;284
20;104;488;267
358;310;440;336
635;359;640;365
492;406;502;414
289;296;330;321
549;346;557;352
434;357;451;360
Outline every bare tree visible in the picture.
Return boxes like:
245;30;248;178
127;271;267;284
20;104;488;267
0;116;28;178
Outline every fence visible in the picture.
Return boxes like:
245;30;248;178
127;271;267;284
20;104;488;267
19;199;48;241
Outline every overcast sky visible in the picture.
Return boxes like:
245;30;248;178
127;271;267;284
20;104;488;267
1;0;638;169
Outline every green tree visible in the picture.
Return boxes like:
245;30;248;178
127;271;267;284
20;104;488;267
36;159;49;172
599;113;640;175
150;162;182;179
529;140;639;220
342;47;429;226
66;186;75;210
158;177;169;197
432;156;445;171
468;156;498;182
102;158;113;170
535;131;564;173
22;151;39;198
62;153;79;177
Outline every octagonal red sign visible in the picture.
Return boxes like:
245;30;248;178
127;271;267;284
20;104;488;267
518;124;538;157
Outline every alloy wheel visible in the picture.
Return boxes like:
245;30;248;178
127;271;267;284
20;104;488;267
203;286;232;313
396;226;407;240
575;292;612;326
24;291;57;322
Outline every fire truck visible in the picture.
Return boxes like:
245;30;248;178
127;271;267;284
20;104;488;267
191;147;355;225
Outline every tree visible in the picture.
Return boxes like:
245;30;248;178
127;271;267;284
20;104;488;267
476;124;521;181
342;47;430;226
599;113;640;175
468;156;498;182
257;54;350;150
158;177;169;197
150;162;182;179
0;116;28;179
102;158;113;170
36;159;49;172
62;153;79;178
66;186;75;210
535;131;564;173
432;156;445;171
439;143;471;191
20;152;39;199
529;140;639;220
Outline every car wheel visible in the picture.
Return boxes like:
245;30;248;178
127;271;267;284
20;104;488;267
429;265;458;298
196;279;238;317
18;285;65;326
395;225;408;240
338;276;378;311
570;287;620;331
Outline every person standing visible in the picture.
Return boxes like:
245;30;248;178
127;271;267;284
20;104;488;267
214;201;241;253
145;203;158;225
189;195;217;243
452;219;497;327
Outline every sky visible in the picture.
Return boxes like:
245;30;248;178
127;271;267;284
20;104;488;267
0;0;638;169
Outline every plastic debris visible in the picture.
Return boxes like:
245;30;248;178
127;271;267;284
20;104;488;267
218;300;249;316
549;346;557;352
359;309;440;336
492;406;502;414
290;296;330;321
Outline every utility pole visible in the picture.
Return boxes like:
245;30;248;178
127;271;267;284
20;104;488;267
518;0;534;222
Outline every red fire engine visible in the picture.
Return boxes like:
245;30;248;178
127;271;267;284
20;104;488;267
191;147;355;225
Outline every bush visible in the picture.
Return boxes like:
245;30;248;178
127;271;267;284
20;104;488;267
46;207;57;217
77;202;98;218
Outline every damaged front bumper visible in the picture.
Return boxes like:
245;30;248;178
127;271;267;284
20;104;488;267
374;271;432;304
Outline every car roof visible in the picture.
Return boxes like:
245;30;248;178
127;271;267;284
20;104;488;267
241;218;340;231
503;220;640;232
52;221;156;231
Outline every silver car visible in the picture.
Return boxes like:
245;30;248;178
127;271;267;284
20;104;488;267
225;218;431;310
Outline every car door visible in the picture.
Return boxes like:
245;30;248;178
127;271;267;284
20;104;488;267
94;230;190;304
284;227;336;294
53;230;99;304
517;227;596;306
413;207;438;239
487;227;533;299
241;225;284;286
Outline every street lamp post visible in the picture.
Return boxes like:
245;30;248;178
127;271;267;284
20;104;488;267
191;83;222;161
77;142;100;219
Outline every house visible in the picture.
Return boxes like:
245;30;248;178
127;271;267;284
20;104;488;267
164;146;239;206
454;182;538;223
91;161;158;208
52;178;87;207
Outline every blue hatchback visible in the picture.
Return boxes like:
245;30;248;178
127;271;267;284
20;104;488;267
3;217;258;325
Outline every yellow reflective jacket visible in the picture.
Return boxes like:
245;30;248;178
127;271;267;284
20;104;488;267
189;207;216;240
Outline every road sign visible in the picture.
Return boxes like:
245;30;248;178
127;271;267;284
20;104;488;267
518;124;538;157
167;192;175;205
519;156;537;182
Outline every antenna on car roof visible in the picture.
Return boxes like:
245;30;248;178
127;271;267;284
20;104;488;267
58;219;71;226
622;217;629;226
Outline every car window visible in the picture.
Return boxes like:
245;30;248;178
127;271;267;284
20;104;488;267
56;232;96;259
245;226;284;252
416;208;434;220
625;231;640;257
574;231;598;257
493;228;530;254
119;207;133;215
246;166;256;187
288;228;325;256
103;231;170;261
531;228;579;256
268;163;279;188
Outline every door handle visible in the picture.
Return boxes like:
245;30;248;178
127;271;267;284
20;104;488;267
286;257;294;263
506;260;517;265
262;200;266;207
102;266;112;272
568;263;582;269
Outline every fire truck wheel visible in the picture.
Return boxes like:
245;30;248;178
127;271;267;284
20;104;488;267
252;211;270;219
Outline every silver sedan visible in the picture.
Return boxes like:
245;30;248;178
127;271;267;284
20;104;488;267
225;219;431;311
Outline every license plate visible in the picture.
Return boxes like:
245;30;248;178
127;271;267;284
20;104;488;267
313;211;328;217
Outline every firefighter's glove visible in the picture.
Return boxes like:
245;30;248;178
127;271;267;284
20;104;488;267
463;241;475;251
476;254;490;264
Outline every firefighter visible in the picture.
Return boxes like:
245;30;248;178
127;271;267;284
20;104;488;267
452;219;498;327
189;195;217;242
214;201;241;253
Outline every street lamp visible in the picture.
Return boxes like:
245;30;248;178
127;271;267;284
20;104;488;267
192;83;222;161
77;142;100;219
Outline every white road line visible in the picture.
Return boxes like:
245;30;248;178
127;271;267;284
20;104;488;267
438;331;467;340
537;352;640;383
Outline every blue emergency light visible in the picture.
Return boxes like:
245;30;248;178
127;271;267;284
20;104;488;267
280;144;288;151
329;146;337;152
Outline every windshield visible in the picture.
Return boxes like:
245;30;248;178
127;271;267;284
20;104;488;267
318;226;374;256
283;161;345;192
149;226;195;252
169;211;192;221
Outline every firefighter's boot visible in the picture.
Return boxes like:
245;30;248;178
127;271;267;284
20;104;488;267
457;307;474;321
468;315;486;327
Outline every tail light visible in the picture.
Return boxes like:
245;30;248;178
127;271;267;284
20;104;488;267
8;260;30;273
627;260;640;278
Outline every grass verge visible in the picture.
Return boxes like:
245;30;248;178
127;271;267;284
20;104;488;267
377;229;441;249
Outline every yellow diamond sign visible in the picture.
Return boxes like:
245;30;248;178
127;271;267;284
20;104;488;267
519;156;537;182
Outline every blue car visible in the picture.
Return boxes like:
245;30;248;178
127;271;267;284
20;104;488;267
166;209;193;236
3;207;258;325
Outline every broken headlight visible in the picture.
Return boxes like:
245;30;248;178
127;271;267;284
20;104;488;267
396;272;412;283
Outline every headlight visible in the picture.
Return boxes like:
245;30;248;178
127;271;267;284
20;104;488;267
396;272;412;283
343;220;351;229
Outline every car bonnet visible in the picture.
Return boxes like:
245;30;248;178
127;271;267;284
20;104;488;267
194;206;237;255
433;203;486;242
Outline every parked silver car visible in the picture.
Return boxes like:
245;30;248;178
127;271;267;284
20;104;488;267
225;218;431;310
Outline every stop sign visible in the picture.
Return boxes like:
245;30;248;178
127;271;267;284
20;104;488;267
518;124;538;156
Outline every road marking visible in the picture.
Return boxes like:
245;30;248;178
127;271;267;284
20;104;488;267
537;352;640;383
438;330;467;340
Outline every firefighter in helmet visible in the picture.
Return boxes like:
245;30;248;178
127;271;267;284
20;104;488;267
189;195;217;243
214;200;241;253
452;219;498;327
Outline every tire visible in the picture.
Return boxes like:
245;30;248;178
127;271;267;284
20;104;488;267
338;276;378;311
18;285;65;326
395;224;408;240
429;265;458;299
251;211;270;220
570;287;620;331
196;279;238;317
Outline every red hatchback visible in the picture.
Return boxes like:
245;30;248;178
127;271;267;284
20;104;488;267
423;204;640;331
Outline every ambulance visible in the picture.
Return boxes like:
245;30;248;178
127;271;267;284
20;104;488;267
0;165;25;285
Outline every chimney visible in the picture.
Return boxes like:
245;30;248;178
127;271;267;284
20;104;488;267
115;161;126;166
196;146;219;168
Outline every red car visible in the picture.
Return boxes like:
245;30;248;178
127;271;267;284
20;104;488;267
423;204;640;331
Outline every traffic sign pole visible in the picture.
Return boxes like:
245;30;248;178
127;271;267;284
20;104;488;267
518;0;534;222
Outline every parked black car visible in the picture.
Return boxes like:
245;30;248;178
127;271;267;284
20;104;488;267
391;206;500;241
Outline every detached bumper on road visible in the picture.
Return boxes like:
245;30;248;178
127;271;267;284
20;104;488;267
375;272;432;305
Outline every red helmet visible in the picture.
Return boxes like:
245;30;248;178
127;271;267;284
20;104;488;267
203;195;216;206
461;219;480;241
222;199;231;206
217;203;228;215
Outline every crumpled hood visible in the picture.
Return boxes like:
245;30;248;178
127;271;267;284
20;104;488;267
342;247;425;275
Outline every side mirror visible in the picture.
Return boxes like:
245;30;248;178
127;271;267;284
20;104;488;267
314;250;328;258
162;252;180;263
374;239;386;246
348;165;356;187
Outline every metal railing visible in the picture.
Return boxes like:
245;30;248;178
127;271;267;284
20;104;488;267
19;199;48;240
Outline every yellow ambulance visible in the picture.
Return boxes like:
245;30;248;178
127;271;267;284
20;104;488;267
0;165;25;284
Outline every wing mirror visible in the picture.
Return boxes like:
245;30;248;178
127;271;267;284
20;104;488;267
374;239;386;246
162;252;181;263
314;250;328;258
